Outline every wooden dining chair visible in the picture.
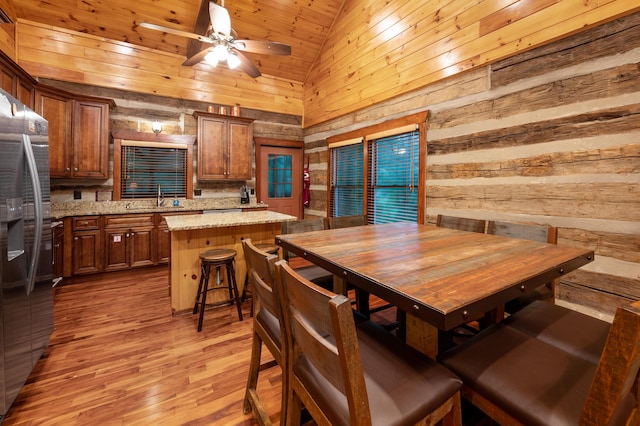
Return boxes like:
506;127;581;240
327;214;368;229
280;218;334;289
274;259;463;426
241;239;286;426
439;301;640;425
436;214;486;233
486;220;557;312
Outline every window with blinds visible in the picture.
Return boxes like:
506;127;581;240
367;130;419;223
120;145;188;199
330;142;364;217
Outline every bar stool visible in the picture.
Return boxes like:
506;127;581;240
193;248;243;332
242;242;280;314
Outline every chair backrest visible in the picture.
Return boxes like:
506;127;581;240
275;259;371;425
487;220;557;244
280;218;327;261
581;301;640;424
328;215;367;229
436;214;486;233
242;238;280;322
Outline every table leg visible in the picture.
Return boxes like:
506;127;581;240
333;275;347;296
405;313;438;358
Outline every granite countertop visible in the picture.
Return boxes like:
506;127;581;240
50;198;266;219
164;210;297;231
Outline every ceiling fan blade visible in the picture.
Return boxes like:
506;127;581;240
232;50;261;78
187;0;214;61
182;47;211;67
233;40;291;56
209;1;231;37
139;22;211;43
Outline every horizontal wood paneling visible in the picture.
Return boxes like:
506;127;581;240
559;229;640;265
16;20;304;116
558;269;639;317
428;106;640;156
429;64;640;132
304;0;640;127
491;11;640;88
426;183;639;220
0;24;14;58
428;144;640;179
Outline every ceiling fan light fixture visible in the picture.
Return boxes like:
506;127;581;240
213;43;229;61
204;51;219;67
227;52;241;69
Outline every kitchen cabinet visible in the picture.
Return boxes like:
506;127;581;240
71;216;103;275
104;214;155;272
64;211;209;277
35;86;114;179
0;50;36;108
194;111;254;181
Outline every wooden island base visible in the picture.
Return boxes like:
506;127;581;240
164;211;296;314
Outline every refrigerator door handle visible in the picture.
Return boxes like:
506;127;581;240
22;134;43;295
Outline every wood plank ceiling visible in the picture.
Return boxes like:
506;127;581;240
10;0;342;84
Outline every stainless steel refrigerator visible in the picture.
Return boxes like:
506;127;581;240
0;88;53;419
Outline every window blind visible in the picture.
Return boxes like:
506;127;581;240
330;142;364;217
367;130;419;223
120;145;188;199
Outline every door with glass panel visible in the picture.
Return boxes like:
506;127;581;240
258;145;302;218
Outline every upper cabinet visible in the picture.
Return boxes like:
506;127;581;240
35;86;114;179
194;111;254;181
0;50;36;108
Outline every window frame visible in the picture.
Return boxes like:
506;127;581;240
327;112;428;224
112;131;195;201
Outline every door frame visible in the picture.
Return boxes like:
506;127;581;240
254;137;305;216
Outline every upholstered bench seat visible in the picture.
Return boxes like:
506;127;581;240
502;301;610;365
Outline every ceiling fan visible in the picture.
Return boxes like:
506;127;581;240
140;0;291;78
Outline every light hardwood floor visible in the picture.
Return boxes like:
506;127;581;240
4;266;281;425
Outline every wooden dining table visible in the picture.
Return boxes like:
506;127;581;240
276;222;594;354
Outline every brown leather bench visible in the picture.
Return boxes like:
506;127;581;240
502;300;610;365
439;301;640;425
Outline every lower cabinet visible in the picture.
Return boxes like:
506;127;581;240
104;214;155;272
65;211;200;277
71;216;103;275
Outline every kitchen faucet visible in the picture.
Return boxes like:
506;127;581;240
157;184;164;207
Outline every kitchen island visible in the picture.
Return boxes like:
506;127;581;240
164;210;297;314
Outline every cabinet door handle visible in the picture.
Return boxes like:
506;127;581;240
74;167;78;171
65;167;71;172
74;237;78;241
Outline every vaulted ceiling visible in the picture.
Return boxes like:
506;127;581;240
11;0;342;83
8;0;639;127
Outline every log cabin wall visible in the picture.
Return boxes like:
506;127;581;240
303;12;640;320
41;79;303;201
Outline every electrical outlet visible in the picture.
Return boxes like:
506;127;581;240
73;190;82;200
